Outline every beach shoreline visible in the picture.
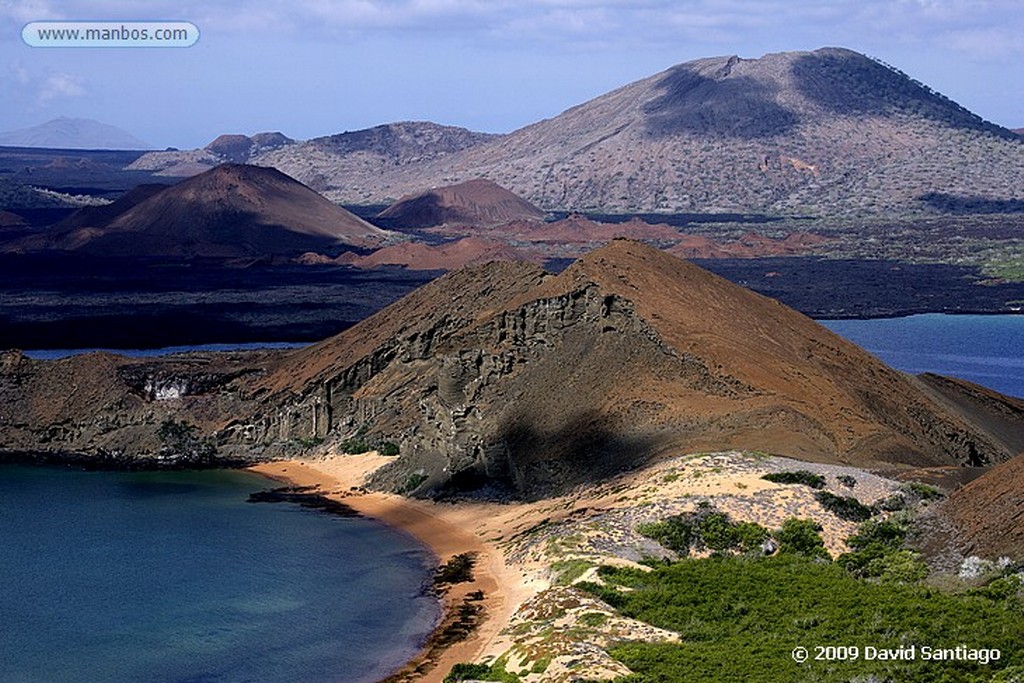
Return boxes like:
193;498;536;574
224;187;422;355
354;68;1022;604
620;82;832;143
249;456;523;683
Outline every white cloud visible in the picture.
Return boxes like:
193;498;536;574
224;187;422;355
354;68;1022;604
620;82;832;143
37;71;87;103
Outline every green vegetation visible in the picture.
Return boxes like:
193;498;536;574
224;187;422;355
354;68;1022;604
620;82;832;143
379;440;400;456
399;472;429;493
761;470;826;489
579;555;1024;682
552;559;594;586
292;435;323;449
836;474;857;488
339;437;371;454
903;481;945;501
773;518;830;560
156;419;216;461
814;490;875;522
444;661;520;682
839;518;928;583
979;244;1024;282
637;502;770;556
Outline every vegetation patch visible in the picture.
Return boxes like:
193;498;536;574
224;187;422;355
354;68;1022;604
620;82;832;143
636;502;771;556
761;470;826;489
814;490;875;522
580;555;1024;682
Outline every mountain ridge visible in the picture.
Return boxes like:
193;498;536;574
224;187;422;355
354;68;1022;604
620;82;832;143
124;48;1024;217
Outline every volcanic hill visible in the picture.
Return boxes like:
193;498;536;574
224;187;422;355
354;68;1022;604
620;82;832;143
244;48;1024;216
237;240;1023;497
9;164;393;258
377;178;545;228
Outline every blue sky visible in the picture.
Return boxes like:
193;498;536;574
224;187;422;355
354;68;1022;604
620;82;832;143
1;0;1022;148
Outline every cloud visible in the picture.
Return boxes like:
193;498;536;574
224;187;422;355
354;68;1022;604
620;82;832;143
37;72;87;103
3;0;1022;61
0;0;60;23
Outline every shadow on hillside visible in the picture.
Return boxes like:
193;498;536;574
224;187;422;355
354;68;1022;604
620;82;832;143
791;51;1013;138
644;63;799;139
918;192;1024;214
495;412;665;499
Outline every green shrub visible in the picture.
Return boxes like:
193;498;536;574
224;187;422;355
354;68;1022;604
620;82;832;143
400;472;428;493
774;518;830;559
589;554;1024;682
637;516;694;555
444;662;520;682
638;504;770;556
836;474;857;488
903;481;945;501
378;441;400;456
339;438;371;454
761;470;826;489
815;491;874;522
435;553;476;585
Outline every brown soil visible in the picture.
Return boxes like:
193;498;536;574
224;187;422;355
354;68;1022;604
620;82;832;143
939;452;1024;560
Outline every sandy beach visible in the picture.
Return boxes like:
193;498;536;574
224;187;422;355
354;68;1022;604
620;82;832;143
250;450;909;682
249;455;531;683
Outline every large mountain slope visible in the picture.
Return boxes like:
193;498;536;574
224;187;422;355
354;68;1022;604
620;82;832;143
238;240;1023;497
253;48;1024;216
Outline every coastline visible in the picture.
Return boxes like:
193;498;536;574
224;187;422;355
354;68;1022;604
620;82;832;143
249;456;526;683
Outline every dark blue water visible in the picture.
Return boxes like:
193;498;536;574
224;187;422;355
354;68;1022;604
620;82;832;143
0;466;439;683
820;314;1024;398
22;342;308;360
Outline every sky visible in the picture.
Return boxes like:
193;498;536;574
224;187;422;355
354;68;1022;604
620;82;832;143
1;0;1022;149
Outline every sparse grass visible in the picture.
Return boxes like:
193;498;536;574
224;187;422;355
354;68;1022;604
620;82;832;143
551;559;594;586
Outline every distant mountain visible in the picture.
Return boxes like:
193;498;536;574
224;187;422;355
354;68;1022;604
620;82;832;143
250;240;1021;497
253;48;1024;216
377;179;545;228
0;117;152;150
204;132;294;163
9;164;393;258
130;122;500;188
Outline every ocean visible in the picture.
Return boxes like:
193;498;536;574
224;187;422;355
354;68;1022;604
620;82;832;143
820;314;1024;399
0;466;439;683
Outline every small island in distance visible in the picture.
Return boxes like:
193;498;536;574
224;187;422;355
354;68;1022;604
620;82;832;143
2;46;1024;683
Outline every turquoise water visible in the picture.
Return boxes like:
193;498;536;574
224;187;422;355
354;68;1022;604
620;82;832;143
0;466;439;683
820;314;1024;398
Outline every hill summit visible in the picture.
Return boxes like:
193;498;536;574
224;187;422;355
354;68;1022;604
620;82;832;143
242;240;1023;497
